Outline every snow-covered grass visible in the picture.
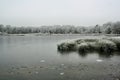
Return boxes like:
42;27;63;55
107;38;120;50
57;40;77;51
78;43;90;52
57;37;120;53
96;39;117;53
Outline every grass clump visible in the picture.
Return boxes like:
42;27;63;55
78;43;90;52
87;42;98;51
84;39;98;42
96;39;117;53
75;39;84;44
57;37;120;53
57;41;77;51
108;38;120;50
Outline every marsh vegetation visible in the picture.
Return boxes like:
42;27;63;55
57;37;120;53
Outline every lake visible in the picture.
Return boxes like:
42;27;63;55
0;35;120;80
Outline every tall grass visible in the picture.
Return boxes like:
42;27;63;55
107;38;120;50
78;43;90;52
57;37;120;53
57;41;77;51
96;39;117;53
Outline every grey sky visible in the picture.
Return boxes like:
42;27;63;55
0;0;120;26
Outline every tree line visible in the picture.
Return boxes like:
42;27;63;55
0;21;120;34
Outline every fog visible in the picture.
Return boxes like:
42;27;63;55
0;0;120;26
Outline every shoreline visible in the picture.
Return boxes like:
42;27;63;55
1;33;120;36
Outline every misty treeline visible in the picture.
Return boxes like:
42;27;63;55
0;21;120;34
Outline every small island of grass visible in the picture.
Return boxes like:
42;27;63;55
57;37;120;53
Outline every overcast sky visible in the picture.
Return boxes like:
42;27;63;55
0;0;120;26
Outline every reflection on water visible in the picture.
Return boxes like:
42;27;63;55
58;50;120;58
78;52;88;57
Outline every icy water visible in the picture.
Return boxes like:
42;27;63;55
0;35;120;80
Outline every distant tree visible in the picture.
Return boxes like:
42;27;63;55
105;27;112;34
112;22;120;34
93;25;102;33
0;24;4;32
5;25;12;34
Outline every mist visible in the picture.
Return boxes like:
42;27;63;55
0;0;120;26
